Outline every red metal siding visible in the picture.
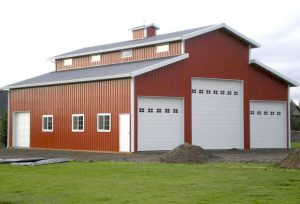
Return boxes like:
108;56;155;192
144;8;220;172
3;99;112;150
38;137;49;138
133;29;145;40
9;79;131;152
135;29;288;151
56;41;182;71
147;27;156;37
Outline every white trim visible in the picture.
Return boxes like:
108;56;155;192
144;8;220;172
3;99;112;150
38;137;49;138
131;53;189;77
182;23;261;48
250;59;298;86
7;91;10;148
5;74;131;89
42;115;54;132
51;23;259;60
288;85;291;148
129;23;160;31
130;78;135;152
97;113;111;132
72;114;84;132
144;28;147;38
181;40;185;54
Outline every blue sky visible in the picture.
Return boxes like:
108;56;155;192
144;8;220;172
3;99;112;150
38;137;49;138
0;0;299;102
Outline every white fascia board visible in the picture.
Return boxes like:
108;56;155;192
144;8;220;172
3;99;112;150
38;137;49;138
182;23;261;48
5;74;131;89
130;54;189;77
250;59;298;87
129;23;160;31
50;37;181;60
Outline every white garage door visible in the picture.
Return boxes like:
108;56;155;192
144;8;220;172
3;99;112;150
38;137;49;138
138;97;184;151
192;78;243;149
250;101;287;148
13;112;30;148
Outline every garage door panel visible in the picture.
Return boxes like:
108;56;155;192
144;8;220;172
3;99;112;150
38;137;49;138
250;101;286;148
138;97;184;151
192;78;243;149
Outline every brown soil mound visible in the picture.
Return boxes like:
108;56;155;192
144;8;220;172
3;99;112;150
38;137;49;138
160;144;218;163
278;148;300;169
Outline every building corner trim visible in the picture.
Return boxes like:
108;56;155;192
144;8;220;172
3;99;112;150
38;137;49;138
130;78;135;152
288;85;291;148
7;91;10;148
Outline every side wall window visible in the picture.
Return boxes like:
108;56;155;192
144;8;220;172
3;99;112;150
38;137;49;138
97;113;111;132
42;115;53;132
72;114;84;132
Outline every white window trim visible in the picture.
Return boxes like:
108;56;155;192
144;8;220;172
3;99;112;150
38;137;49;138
42;115;53;132
121;49;133;58
97;113;111;132
91;54;101;62
156;43;169;53
72;114;84;132
64;58;73;66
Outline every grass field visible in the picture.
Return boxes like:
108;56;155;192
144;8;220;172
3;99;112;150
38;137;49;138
0;162;300;204
292;141;300;149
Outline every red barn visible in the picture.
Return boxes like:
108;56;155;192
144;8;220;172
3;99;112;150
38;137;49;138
4;23;298;152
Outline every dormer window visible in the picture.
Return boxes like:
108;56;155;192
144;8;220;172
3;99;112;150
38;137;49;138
121;49;133;58
156;43;169;53
91;54;101;62
64;58;72;66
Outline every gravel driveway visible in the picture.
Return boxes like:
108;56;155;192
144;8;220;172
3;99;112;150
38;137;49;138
0;148;293;164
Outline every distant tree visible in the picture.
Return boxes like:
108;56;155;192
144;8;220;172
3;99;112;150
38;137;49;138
0;112;7;147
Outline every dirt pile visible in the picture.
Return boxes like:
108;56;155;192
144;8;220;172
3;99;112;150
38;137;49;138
278;148;300;169
160;144;218;163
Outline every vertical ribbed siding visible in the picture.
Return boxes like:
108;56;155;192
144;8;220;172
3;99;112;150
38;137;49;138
9;79;131;152
135;30;288;151
56;41;182;71
133;29;145;40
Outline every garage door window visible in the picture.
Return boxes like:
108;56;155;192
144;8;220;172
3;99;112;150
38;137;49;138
72;114;84;132
139;108;144;113
42;115;53;132
97;113;111;132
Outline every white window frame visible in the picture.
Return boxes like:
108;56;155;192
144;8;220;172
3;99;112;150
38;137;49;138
72;114;84;132
121;49;133;58
64;58;73;66
42;115;53;132
91;54;101;62
156;43;169;53
97;113;111;132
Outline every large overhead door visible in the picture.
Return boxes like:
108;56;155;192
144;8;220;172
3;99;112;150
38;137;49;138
13;112;30;148
138;97;184;151
192;78;243;149
250;101;287;148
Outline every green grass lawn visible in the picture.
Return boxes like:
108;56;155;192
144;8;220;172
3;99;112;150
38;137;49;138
292;141;300;149
0;162;300;204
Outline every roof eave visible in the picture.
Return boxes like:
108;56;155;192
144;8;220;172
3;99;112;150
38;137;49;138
130;53;189;77
50;36;182;60
4;74;131;90
182;23;261;48
250;59;298;87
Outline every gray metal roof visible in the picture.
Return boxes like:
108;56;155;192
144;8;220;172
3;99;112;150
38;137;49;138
52;26;210;60
51;23;260;60
5;55;188;89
